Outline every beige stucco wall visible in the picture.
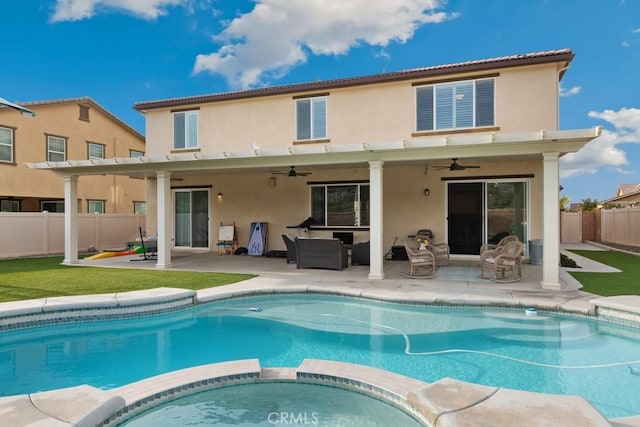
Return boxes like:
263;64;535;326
143;63;561;155
149;159;543;255
0;101;146;212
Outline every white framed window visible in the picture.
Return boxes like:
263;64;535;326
296;96;327;140
310;182;369;228
0;126;14;163
87;142;105;160
130;149;144;158
416;78;495;132
173;110;198;149
47;135;66;162
134;201;146;214
88;200;105;213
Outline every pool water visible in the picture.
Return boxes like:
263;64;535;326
1;294;640;418
119;382;423;426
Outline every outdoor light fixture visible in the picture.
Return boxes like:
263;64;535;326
424;188;430;197
269;176;277;188
217;192;223;200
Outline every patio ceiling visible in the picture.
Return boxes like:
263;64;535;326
25;127;602;178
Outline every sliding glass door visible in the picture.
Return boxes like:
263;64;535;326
174;189;209;248
447;180;528;255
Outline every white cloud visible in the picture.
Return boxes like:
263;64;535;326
559;84;581;97
193;0;457;88
633;28;640;34
561;107;640;178
50;0;184;22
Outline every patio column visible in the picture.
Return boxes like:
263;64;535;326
541;152;561;289
368;160;384;280
63;175;79;265
156;171;173;269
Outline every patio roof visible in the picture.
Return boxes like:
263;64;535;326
25;127;602;177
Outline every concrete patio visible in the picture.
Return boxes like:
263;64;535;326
76;242;615;315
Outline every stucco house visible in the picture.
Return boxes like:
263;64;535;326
601;184;640;207
1;97;146;213
27;49;601;289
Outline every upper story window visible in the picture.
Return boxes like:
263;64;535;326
296;96;327;141
41;200;64;212
47;135;66;162
87;142;105;160
173;110;198;150
0;126;14;163
416;78;495;132
133;201;146;214
130;149;144;158
310;182;370;228
1;199;19;212
79;105;90;121
88;200;105;213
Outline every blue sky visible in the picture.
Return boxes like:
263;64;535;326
2;0;639;204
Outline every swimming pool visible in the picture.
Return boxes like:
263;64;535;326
1;294;639;418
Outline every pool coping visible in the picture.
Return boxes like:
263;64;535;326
0;359;623;427
1;286;640;425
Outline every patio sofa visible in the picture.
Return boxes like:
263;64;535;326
295;237;349;271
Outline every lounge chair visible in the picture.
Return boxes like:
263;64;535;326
281;234;297;264
401;243;437;278
481;240;524;282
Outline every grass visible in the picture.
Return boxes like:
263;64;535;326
0;256;255;303
567;250;640;296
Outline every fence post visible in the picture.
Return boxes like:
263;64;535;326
43;211;49;255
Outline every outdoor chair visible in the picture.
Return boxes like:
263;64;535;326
479;234;519;265
401;243;437;278
415;230;450;266
281;234;297;264
481;240;524;282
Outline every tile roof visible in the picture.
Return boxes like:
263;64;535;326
134;49;574;111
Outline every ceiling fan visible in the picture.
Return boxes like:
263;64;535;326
434;158;480;171
271;166;312;177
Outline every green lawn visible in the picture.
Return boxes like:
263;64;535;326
0;256;255;303
567;250;640;296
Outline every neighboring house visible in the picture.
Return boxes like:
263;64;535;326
601;184;640;207
27;49;601;289
0;97;146;213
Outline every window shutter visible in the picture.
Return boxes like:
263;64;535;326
416;86;434;131
312;98;327;139
297;99;311;140
174;113;185;149
475;79;495;127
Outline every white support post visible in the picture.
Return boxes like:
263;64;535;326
63;175;79;265
368;160;385;279
542;152;561;289
156;171;173;269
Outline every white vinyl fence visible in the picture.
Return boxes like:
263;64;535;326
0;213;146;258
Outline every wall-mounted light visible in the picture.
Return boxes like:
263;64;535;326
423;188;430;197
268;176;277;188
216;192;223;201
